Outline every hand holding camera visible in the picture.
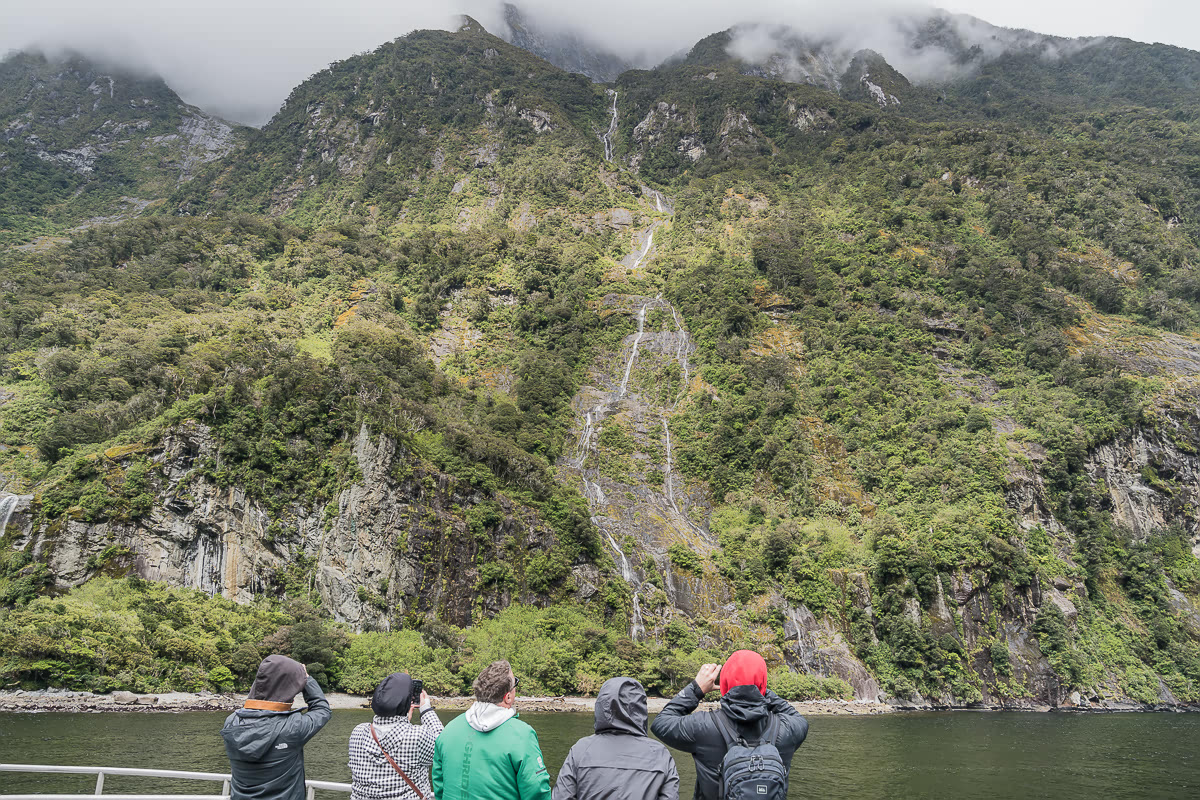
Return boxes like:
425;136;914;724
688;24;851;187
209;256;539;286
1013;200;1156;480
695;663;721;694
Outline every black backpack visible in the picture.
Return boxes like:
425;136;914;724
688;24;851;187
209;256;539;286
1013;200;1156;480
713;710;788;800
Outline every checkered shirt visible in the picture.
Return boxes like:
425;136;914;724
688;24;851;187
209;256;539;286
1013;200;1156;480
348;710;443;800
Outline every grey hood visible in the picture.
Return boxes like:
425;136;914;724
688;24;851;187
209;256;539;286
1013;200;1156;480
553;677;679;800
594;677;648;736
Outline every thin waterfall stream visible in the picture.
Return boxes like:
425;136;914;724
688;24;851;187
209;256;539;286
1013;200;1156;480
560;179;702;637
0;494;27;538
601;90;618;162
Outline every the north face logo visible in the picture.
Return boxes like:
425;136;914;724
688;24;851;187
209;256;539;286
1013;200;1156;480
274;743;289;750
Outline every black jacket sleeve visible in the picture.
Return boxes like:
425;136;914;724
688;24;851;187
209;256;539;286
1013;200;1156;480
763;689;808;749
649;681;709;753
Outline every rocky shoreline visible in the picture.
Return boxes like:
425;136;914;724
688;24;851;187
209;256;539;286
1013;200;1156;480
0;689;893;716
2;689;1193;715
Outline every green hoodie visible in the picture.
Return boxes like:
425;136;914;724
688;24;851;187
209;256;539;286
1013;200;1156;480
432;702;551;800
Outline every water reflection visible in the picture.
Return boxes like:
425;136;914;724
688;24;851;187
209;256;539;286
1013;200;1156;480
1;710;1198;798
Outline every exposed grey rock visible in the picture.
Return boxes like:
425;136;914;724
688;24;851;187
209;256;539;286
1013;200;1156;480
1085;424;1200;548
20;422;561;629
1047;588;1079;622
784;603;884;702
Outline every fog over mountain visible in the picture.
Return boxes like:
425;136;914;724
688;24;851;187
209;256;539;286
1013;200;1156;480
2;0;1197;125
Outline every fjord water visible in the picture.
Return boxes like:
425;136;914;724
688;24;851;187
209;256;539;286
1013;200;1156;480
1;710;1198;798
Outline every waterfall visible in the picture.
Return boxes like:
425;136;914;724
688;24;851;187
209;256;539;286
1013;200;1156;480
630;590;646;641
663;418;679;513
630;228;654;271
603;529;635;583
0;494;29;538
617;301;651;398
602;90;619;162
670;306;691;390
573;411;595;468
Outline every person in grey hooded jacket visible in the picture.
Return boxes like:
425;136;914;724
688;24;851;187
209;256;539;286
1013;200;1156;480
552;677;679;800
221;655;332;800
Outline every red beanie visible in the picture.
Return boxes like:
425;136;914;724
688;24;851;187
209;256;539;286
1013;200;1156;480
719;650;767;696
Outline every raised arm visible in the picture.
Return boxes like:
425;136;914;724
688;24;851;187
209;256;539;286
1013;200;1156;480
294;676;332;744
650;663;721;753
417;692;444;764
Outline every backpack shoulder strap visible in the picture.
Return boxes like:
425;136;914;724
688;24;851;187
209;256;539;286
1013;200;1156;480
759;712;781;747
712;708;740;749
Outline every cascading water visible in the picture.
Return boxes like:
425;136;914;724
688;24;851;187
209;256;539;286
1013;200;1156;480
604;529;635;583
573;411;594;468
560;182;705;636
670;307;691;389
617;300;654;399
630;229;654;271
630;591;646;640
663;418;678;510
0;494;28;538
602;90;619;162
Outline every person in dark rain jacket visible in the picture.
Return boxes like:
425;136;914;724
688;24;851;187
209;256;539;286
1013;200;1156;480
552;676;679;800
221;655;332;800
650;650;809;800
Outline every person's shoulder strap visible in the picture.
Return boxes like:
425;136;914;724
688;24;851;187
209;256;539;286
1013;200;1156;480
370;723;431;800
713;709;740;748
761;712;781;747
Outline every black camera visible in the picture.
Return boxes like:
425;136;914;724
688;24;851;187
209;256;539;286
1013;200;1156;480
410;678;424;709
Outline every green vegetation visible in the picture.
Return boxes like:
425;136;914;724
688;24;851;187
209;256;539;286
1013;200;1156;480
2;20;1200;707
0;52;242;245
0;578;845;698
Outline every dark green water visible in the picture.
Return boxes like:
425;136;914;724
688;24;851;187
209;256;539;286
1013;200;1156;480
2;710;1198;798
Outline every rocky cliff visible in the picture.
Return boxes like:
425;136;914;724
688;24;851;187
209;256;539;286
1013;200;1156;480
3;422;561;630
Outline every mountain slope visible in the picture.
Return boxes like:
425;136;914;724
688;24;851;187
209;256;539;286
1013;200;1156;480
3;17;1200;709
0;52;243;245
172;18;607;224
500;3;635;83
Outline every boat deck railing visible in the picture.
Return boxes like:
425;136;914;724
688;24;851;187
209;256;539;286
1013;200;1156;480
0;764;351;799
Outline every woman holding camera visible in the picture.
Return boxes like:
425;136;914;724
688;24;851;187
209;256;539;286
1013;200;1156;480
349;672;442;800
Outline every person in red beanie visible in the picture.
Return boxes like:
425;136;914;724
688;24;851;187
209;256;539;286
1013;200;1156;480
650;650;808;800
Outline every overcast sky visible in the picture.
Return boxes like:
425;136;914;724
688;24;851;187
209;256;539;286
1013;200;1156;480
3;0;1199;126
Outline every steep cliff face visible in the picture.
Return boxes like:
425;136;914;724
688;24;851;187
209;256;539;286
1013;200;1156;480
1085;424;1200;550
5;422;559;630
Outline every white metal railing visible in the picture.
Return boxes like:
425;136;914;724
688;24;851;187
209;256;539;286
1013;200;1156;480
0;764;351;800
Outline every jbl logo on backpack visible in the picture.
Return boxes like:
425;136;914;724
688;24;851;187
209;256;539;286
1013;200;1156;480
713;712;788;800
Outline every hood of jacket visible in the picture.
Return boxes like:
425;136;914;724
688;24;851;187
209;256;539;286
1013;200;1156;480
719;684;770;726
593;677;648;736
221;708;292;760
466;701;516;732
245;654;306;710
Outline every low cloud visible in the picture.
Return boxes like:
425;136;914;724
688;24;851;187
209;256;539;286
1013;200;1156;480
0;0;1193;126
719;9;1106;88
2;1;470;125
